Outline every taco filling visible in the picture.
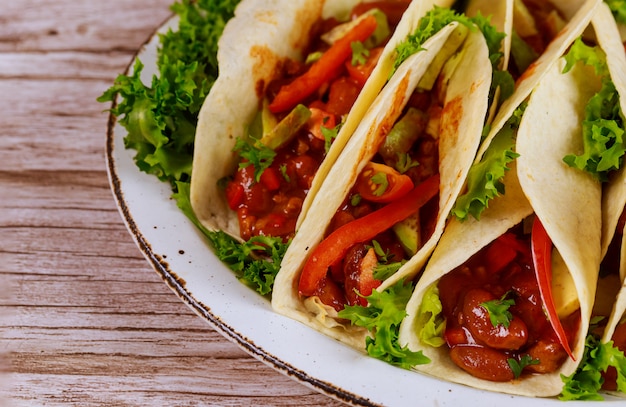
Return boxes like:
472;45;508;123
422;219;580;382
223;1;405;242
297;80;445;310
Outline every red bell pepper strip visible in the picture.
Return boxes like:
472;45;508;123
268;15;378;114
530;217;575;361
299;174;440;297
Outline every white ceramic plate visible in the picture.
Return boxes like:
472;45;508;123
105;14;620;407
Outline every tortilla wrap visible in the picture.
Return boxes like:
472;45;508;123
397;3;605;396
190;0;453;240
588;5;626;389
272;18;493;348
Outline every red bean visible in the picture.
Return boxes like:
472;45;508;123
462;289;529;350
449;345;515;382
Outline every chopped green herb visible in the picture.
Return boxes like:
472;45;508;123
508;354;539;379
351;40;370;66
371;172;389;196
481;292;515;328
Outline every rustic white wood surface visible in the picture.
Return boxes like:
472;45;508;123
0;1;346;405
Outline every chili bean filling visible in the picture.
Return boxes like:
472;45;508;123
438;224;580;381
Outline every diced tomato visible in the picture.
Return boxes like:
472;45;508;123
325;76;362;116
444;327;468;347
259;167;282;191
225;182;244;210
346;46;384;86
313;277;347;312
344;247;382;306
307;107;336;140
355;161;414;203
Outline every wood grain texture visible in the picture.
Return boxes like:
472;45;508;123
0;1;345;405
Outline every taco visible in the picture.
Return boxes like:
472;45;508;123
272;5;512;351
397;0;605;397
189;0;454;243
559;3;626;398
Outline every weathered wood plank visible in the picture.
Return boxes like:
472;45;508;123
0;0;345;405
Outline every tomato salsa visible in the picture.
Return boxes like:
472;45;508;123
225;1;411;242
437;222;580;382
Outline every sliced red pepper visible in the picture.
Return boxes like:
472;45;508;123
299;174;440;296
268;15;378;114
355;161;414;203
483;233;522;274
531;217;575;360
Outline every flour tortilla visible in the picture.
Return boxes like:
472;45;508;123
590;4;626;371
398;5;605;396
190;0;453;240
272;21;493;348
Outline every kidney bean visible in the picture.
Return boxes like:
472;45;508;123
449;345;515;382
462;289;529;351
525;339;567;374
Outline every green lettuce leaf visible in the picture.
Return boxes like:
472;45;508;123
394;7;505;73
173;181;288;295
416;284;446;347
338;280;430;369
562;38;626;182
451;104;524;221
100;0;290;296
560;332;626;400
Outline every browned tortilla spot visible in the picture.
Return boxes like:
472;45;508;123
250;45;285;101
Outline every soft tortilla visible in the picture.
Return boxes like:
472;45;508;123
272;23;492;348
398;23;604;400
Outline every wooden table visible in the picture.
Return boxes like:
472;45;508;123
1;1;344;405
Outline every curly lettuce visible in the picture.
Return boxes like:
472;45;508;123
99;1;288;295
338;280;430;369
562;38;626;182
451;104;525;221
560;328;626;400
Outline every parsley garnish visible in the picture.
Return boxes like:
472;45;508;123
395;153;420;174
233;138;276;182
371;172;389;196
481;292;515;328
321;123;341;153
351;41;370;66
508;354;540;379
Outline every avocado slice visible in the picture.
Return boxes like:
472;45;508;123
258;104;311;150
393;212;421;256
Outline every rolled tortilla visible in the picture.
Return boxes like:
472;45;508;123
398;7;604;396
272;19;493;348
